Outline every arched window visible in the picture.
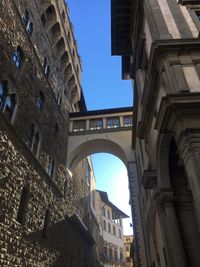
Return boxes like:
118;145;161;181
22;10;33;36
27;124;40;156
47;156;55;178
36;91;45;111
17;186;29;225
43;57;50;77
0;81;16;121
12;47;23;68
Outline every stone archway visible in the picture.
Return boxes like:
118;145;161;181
68;138;128;172
169;138;200;266
156;134;200;266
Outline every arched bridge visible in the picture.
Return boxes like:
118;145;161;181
67;107;135;171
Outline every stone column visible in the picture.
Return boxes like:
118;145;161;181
155;189;187;267
178;130;200;230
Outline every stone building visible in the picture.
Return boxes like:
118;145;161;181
111;0;200;266
0;0;100;266
124;235;134;267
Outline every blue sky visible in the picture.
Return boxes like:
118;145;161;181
67;0;133;235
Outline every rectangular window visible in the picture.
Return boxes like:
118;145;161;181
73;120;86;132
123;116;132;127
90;118;103;130
106;117;120;129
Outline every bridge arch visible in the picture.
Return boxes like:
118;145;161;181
68;138;128;171
67;107;134;172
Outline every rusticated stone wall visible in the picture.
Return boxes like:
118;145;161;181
0;0;99;266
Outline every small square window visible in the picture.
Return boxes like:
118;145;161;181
90;119;103;130
106;117;120;129
73;120;86;132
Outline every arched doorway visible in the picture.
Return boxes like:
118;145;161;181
169;138;200;266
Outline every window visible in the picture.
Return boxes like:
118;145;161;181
0;81;6;110
17;186;29;225
126;245;129;251
103;220;106;231
90;119;103;130
22;10;33;36
47;157;55;178
0;81;16;121
12;47;23;68
73;120;86;132
123;116;132;127
43;57;50;77
108;222;111;233
36;92;44;111
102;207;106;216
106;117;120;129
27;124;40;156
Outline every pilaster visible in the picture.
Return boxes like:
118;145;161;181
155;188;188;267
177;129;200;229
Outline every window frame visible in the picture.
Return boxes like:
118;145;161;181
0;81;16;122
106;117;120;129
73;120;86;132
12;47;23;69
90;118;103;130
123;115;133;127
22;10;33;37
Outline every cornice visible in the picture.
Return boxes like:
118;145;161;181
155;93;200;134
137;39;200;139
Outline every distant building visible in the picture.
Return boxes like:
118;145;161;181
93;190;129;267
124;235;134;267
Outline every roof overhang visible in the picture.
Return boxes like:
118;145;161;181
111;0;132;55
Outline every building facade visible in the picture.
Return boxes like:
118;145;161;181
111;0;200;266
0;0;99;266
124;235;134;267
93;190;128;267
